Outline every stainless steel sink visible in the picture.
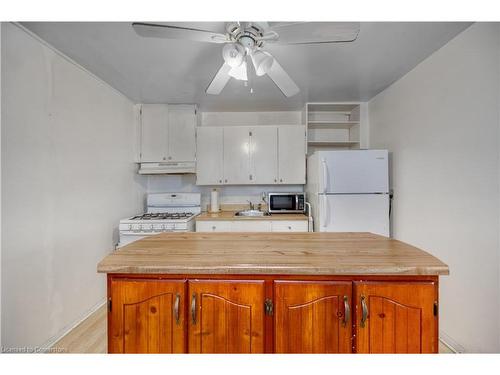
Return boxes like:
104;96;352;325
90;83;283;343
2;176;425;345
234;210;270;217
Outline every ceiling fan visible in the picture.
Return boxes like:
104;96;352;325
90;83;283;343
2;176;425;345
132;22;360;97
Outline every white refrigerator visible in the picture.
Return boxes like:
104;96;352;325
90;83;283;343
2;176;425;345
306;150;390;236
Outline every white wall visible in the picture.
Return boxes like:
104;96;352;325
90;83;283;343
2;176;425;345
369;23;500;352
201;111;302;127
1;23;146;348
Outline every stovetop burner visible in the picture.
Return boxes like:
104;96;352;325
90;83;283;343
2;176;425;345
130;212;195;220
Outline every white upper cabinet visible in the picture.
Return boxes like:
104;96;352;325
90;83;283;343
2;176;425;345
139;104;196;163
195;125;306;186
223;126;251;184
140;104;168;162
168;105;196;162
250;127;278;184
278;126;306;184
196;127;224;185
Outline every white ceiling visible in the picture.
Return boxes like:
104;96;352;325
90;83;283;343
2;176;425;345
22;22;471;111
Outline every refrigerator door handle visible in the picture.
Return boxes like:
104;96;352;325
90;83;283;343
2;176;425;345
322;195;329;228
321;158;328;193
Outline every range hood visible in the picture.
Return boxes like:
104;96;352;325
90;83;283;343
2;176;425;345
138;162;195;175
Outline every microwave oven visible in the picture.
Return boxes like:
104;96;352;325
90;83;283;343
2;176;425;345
267;192;306;214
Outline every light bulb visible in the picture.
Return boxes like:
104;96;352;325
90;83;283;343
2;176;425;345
222;43;245;68
228;61;248;81
251;50;274;76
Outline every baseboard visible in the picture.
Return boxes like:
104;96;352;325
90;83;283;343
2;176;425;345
40;299;106;352
439;331;465;353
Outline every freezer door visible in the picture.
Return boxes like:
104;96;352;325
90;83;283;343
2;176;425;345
318;150;389;193
317;194;390;237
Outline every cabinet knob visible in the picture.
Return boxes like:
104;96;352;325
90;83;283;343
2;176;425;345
288;226;292;230
168;156;172;160
280;179;283;183
162;157;166;160
225;179;228;183
274;179;277;183
212;226;216;230
219;180;222;183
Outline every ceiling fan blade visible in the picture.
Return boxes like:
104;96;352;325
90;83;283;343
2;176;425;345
132;23;228;43
266;56;299;97
264;22;360;44
206;63;232;95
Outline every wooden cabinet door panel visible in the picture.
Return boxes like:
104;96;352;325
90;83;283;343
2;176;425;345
109;279;186;353
354;282;437;353
188;280;265;353
275;281;352;353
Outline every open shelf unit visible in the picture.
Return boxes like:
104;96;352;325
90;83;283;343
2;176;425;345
305;102;363;151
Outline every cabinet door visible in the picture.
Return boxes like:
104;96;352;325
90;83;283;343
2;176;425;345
188;280;265;353
140;104;168;162
231;220;271;232
168;105;196;162
196;127;224;185
275;281;352;353
271;220;308;232
250;127;278;184
195;220;232;232
223;127;251;184
354;282;437;353
278;126;306;184
109;279;186;353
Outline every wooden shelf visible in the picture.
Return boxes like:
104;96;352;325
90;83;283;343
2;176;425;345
307;121;359;129
308;141;360;147
307;104;359;112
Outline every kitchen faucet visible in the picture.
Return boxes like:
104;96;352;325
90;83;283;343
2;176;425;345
247;200;255;210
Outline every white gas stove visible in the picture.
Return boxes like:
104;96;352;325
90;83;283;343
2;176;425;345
118;192;201;247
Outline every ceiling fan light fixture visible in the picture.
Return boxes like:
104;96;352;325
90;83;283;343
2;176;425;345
228;61;248;81
251;50;274;76
222;43;246;68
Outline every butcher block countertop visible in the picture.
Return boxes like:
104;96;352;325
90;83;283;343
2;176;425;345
97;232;449;276
195;211;308;221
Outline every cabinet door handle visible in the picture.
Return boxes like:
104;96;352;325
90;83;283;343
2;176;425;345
360;295;368;328
174;293;180;325
191;293;197;325
342;296;350;327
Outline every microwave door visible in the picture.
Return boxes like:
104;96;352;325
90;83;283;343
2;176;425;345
270;195;294;212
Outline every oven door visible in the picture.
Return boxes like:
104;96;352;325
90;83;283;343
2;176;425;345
268;194;300;213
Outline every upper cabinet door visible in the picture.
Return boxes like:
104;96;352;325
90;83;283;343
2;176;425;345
140;104;168;162
223;127;251;184
354;281;437;353
188;280;265;353
168;105;196;162
250;127;278;184
278;126;306;184
274;281;353;353
196;127;224;185
109;279;186;354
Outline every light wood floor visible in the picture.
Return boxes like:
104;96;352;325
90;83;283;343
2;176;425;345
52;305;107;353
51;306;453;354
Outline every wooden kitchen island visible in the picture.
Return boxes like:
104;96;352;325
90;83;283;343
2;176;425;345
97;232;449;354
